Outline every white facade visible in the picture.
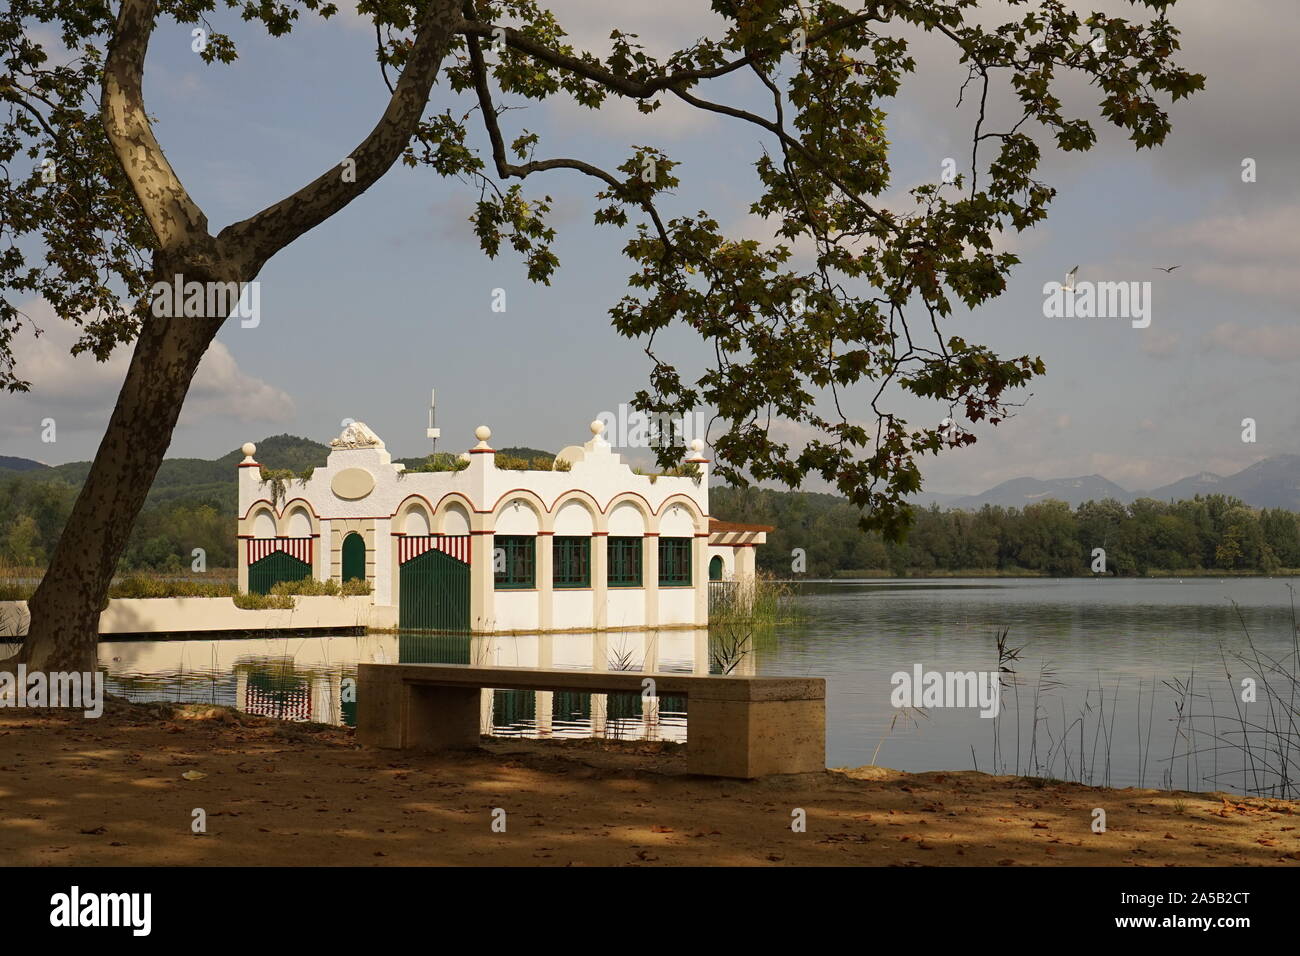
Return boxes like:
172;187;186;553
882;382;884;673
236;417;768;633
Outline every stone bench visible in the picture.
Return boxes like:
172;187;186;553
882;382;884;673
356;663;825;778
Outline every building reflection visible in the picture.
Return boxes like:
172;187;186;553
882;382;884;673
98;628;758;742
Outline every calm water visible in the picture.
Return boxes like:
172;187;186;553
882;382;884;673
24;576;1300;797
775;577;1300;797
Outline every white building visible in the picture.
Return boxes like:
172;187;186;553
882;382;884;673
236;417;770;633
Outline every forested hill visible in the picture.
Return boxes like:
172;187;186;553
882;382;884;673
3;437;1299;576
0;436;634;569
712;486;1300;577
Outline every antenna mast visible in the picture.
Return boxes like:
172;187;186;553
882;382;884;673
426;389;440;454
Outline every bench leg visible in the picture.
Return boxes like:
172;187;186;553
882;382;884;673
687;698;825;778
358;680;481;751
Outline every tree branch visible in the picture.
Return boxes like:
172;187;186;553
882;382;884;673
454;10;887;99
463;22;674;255
100;0;210;256
218;0;463;274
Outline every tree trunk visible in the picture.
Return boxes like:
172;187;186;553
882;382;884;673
4;0;459;674
8;263;230;672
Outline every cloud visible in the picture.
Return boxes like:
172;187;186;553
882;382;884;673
183;340;298;425
1155;201;1300;299
541;0;723;60
0;301;295;441
1141;328;1181;359
1203;322;1300;362
545;92;718;141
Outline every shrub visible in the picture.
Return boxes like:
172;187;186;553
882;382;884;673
233;591;295;610
266;577;371;597
400;453;469;474
270;577;339;597
109;576;237;599
0;581;33;601
495;454;568;471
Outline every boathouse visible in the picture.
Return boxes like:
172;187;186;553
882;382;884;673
236;417;770;632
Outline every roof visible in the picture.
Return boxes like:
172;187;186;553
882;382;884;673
708;518;775;534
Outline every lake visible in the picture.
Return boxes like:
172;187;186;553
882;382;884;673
50;576;1300;798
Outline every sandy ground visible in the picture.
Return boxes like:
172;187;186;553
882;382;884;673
1;699;1297;866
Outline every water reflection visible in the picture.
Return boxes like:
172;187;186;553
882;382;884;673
62;576;1300;798
96;629;746;742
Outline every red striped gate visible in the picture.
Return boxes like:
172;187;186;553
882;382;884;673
398;534;471;565
247;537;314;564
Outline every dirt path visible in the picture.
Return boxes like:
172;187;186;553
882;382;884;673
1;700;1296;866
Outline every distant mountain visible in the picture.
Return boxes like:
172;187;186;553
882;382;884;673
906;489;965;509
1;436;333;513
13;438;1300;516
0;455;49;472
1185;454;1300;510
946;474;1132;510
1144;471;1224;503
496;446;555;460
926;456;1300;512
215;434;330;472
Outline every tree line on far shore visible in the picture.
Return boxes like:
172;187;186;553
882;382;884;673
4;459;1299;578
711;487;1300;577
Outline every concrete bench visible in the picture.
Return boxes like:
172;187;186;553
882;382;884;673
356;663;825;778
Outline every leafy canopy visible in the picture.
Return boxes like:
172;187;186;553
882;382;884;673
1;0;1203;537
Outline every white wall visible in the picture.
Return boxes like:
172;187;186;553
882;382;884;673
0;596;386;636
404;507;431;536
658;588;696;625
495;501;540;535
442;503;471;535
606;588;645;627
493;590;539;631
552;589;594;629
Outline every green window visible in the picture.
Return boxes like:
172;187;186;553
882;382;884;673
607;537;643;587
494;535;535;589
553;536;591;588
659;536;693;586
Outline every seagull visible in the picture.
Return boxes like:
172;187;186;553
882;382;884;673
1064;265;1078;291
1153;265;1181;273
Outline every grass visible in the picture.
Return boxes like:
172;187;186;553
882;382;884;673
233;576;373;609
0;566;240;601
971;589;1300;798
708;571;802;626
0;566;370;609
494;454;570;472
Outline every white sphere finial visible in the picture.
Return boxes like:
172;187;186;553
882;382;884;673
690;438;704;453
241;442;256;458
475;425;491;442
590;420;604;436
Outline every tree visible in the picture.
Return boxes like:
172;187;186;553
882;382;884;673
1015;500;1080;575
4;514;44;567
1;0;1203;669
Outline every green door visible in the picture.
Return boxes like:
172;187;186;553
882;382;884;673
399;544;470;631
341;532;366;583
708;555;724;581
249;550;312;594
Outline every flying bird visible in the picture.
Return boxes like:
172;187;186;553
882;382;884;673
1064;265;1078;291
1153;265;1181;273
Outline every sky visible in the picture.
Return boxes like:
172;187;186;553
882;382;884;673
3;0;1298;498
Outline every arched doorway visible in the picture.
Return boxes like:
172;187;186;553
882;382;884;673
341;532;366;583
708;555;724;581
